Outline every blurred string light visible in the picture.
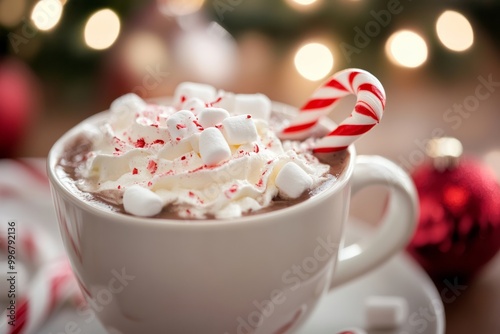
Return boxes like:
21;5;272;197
157;0;205;16
484;150;500;182
286;0;321;11
288;0;318;5
30;0;63;31
123;31;169;77
175;22;237;85
84;9;121;50
294;42;334;81
436;10;474;52
0;0;26;27
385;30;428;68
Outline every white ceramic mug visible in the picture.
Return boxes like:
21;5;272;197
47;104;418;334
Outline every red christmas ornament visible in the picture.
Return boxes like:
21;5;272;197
406;138;500;284
0;57;38;157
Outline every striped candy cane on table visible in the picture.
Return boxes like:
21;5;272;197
0;224;80;334
0;226;58;268
0;258;79;334
280;68;386;153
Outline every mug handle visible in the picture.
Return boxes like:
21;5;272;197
330;155;418;288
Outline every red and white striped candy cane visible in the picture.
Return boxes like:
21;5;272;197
0;258;79;334
0;225;81;334
0;226;59;267
280;68;386;153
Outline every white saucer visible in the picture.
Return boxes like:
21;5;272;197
297;221;445;334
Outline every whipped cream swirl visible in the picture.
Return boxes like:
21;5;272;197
76;83;331;219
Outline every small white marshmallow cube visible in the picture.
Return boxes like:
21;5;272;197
364;296;408;330
166;110;198;140
123;185;163;217
174;82;216;103
234;93;271;121
198;108;230;128
199;128;231;166
222;115;259;145
189;132;201;153
182;98;206;115
110;93;147;115
216;91;236;111
275;162;313;199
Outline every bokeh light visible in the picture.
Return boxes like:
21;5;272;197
123;31;169;78
0;0;26;27
436;10;474;52
484;150;500;182
84;9;121;50
286;0;321;11
157;0;205;17
294;42;334;81
385;30;428;68
289;0;318;5
30;0;63;31
175;24;237;85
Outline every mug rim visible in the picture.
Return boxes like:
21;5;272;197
47;105;357;228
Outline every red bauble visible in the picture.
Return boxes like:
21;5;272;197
0;58;38;157
407;158;500;283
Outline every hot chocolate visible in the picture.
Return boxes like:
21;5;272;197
56;83;350;220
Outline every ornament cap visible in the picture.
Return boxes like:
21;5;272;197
426;137;463;171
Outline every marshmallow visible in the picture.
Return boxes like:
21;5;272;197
234;93;272;121
213;89;236;111
198;107;230;128
110;93;147;115
166;110;198;140
221;115;259;145
199;128;231;166
215;90;236;110
189;132;201;153
174;82;216;103
275;162;313;199
123;185;163;217
182;98;206;115
364;296;408;330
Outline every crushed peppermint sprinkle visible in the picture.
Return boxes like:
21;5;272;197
135;138;146;148
147;160;158;174
79;86;332;219
206;96;222;107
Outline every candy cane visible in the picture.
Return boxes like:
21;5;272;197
0;225;81;334
0;258;79;334
0;226;59;267
280;68;386;153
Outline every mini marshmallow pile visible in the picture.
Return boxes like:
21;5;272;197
77;82;331;218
